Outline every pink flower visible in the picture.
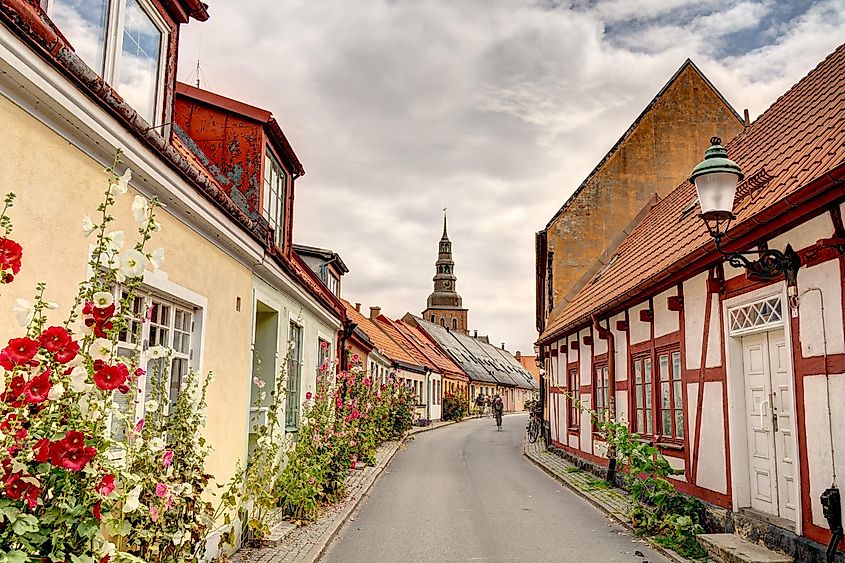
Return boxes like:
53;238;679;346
134;418;145;433
161;450;173;468
155;483;168;497
305;392;312;400
150;505;159;522
320;340;329;350
351;353;359;362
96;474;116;496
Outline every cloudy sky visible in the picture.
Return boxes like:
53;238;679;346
179;0;845;354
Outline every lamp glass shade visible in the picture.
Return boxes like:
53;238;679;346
694;171;739;216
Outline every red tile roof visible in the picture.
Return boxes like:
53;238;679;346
341;301;421;368
540;42;845;344
392;320;468;380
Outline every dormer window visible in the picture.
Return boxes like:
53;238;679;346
327;271;340;296
263;150;287;248
46;0;167;124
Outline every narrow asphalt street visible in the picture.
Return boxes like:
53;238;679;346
321;414;670;563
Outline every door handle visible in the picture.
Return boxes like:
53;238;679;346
759;399;769;430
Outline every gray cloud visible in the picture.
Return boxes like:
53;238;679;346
180;0;845;354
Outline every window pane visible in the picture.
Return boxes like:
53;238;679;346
51;0;109;74
672;351;682;381
170;357;187;405
116;0;162;123
662;409;671;435
644;358;652;380
636;410;643;432
661;381;670;409
645;382;652;408
635;385;642;408
634;359;642;383
645;409;653;434
675;410;685;438
673;380;682;409
659;354;669;382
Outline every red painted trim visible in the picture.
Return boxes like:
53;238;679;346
717;288;732;502
653;331;681;349
691;273;714;483
790;313;814;534
677;284;692;472
616;380;629;391
797;353;845;375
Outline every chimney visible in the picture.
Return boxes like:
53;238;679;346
501;342;505;350
474;330;478;338
354;303;361;312
743;108;750;127
516;351;522;360
369;306;381;320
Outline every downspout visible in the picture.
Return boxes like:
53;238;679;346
339;319;357;373
593;314;617;484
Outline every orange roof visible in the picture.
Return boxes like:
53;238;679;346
392;320;468;380
540;42;845;343
374;316;437;372
341;300;420;368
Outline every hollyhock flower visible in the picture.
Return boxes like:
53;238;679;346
61;430;86;451
134;367;145;379
92;362;128;391
97;474;116;496
149;247;165;270
54;340;79;364
92;291;114;308
55;445;97;471
4;337;39;365
148;437;165;452
351;353;359;363
118;249;145;281
1;376;25;405
82;214;96;236
47;382;65;401
145;400;159;413
91;303;116;322
23;370;52;404
148;345;168;360
104;230;124;253
92;501;102;521
109;168;132;196
39;326;71;353
0;238;22;274
69;365;90;393
150;505;159;522
162;450;173;468
13;298;34;328
90;338;114;361
34;438;51;462
155;483;168;497
305;392;312;400
134;418;145;433
131;195;149;223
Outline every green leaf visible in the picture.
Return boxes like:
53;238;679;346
1;551;30;563
11;514;39;535
70;555;95;563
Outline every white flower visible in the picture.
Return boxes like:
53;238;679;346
82;215;96;236
150;217;162;232
104;231;124;253
69;366;90;393
259;391;267;402
145;400;160;413
13;298;34;328
119;249;145;280
123;485;142;513
131;195;149;224
148;437;165;452
44;301;59;310
90;338;114;361
149;247;165;270
92;291;114;308
47;383;65;401
101;541;116;558
109;168;132;196
172;531;185;545
78;394;90;416
252;376;266;389
149;345;168;360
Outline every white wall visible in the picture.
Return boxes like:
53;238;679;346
653;287;680;338
803;374;845;529
683;272;709;370
629;301;651;344
797;260;844;357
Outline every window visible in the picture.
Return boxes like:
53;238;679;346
48;0;166;124
658;350;684;440
430;314;435;322
567;368;580;429
440;318;445;327
318;338;331;374
327;272;340;296
632;355;653;435
263;151;287;248
594;364;609;424
286;322;303;428
451;318;458;330
112;288;196;440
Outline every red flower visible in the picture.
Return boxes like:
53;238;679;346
92;363;128;391
54;445;97;471
1;377;25;406
39;326;71;353
0;238;22;274
62;430;86;451
0;351;14;371
91;304;115;322
34;438;51;462
24;484;40;509
92;501;102;521
4;337;39;365
14;428;27;442
306;392;313;400
23;370;51;404
53;340;79;364
100;555;110;563
96;474;115;496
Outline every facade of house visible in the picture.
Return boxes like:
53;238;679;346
0;2;346;556
536;43;845;560
294;244;348;299
536;60;746;338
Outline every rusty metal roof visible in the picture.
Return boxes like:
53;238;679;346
540;42;845;344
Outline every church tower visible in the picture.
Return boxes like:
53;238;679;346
422;212;468;333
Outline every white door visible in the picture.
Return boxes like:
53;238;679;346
741;329;796;521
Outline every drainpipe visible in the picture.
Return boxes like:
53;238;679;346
593;314;617;484
339;319;357;373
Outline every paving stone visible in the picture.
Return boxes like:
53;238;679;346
699;534;792;563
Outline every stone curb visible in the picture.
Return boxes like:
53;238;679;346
522;445;699;563
303;419;461;562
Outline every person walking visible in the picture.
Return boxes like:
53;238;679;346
474;393;485;418
492;394;504;431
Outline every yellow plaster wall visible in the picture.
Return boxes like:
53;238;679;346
0;94;253;487
545;65;745;311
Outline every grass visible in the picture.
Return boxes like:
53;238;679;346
564;466;582;474
581;478;611;491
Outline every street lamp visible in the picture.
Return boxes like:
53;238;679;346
690;137;801;293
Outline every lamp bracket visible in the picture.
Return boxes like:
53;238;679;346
714;237;801;286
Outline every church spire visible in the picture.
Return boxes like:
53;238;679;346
442;208;448;240
423;210;468;332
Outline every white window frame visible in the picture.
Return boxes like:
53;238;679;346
43;0;169;125
263;149;288;249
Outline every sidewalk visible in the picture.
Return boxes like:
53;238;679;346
523;440;697;563
230;419;458;563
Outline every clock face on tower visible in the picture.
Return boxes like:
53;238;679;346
444;280;452;288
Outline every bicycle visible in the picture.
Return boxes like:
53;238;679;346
526;411;541;443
